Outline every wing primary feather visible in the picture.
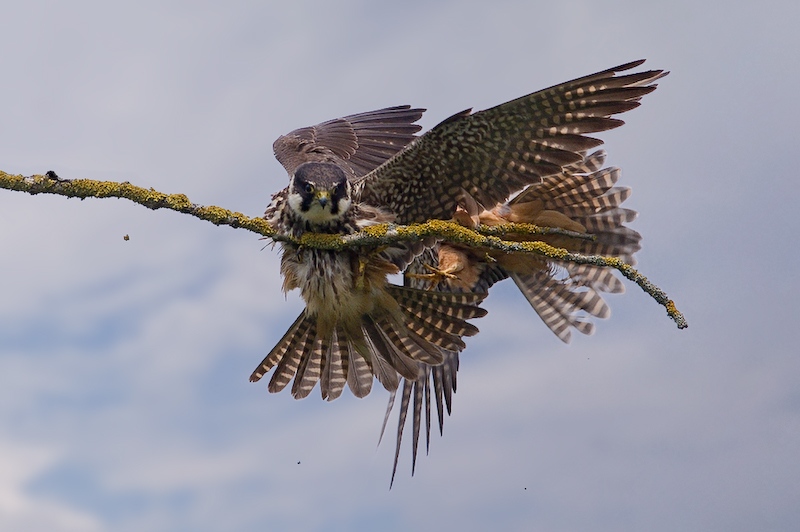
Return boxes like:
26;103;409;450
389;380;413;489
379;389;398;447
411;376;423;476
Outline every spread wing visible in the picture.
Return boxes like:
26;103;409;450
356;59;666;224
381;149;646;481
272;105;426;178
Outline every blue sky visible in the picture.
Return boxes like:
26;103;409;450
1;1;798;531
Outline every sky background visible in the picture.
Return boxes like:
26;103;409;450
1;1;798;531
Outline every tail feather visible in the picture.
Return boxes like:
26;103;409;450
268;318;316;393
360;323;401;392
346;340;373;398
363;317;417;383
292;333;328;399
320;327;347;401
252;286;485;399
249;312;307;382
432;364;446;431
513;153;614;206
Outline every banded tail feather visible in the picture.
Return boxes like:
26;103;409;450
250;286;486;400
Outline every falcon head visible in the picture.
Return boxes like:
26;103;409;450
287;162;352;224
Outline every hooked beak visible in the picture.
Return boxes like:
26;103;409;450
315;190;331;208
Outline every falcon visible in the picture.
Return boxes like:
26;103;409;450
251;106;489;399
250;60;666;419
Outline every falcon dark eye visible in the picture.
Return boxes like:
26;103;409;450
304;183;314;194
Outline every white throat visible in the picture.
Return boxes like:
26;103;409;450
287;192;351;224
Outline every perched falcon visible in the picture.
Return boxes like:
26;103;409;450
251;106;490;399
250;61;665;449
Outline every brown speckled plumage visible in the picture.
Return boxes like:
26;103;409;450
378;62;666;482
253;61;666;482
252;107;488;401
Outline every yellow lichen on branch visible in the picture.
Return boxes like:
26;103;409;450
0;170;274;235
1;170;687;329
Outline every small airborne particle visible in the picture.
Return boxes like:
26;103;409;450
123;235;130;241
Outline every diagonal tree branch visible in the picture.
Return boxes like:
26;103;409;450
1;170;687;329
0;170;273;235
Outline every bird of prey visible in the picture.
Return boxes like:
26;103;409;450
250;105;490;400
250;60;666;474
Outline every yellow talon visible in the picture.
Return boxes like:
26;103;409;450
356;256;368;290
406;263;460;290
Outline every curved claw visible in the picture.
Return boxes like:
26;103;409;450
405;262;460;290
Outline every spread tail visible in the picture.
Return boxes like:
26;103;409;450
249;287;486;400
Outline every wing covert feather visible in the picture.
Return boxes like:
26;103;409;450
273;105;425;178
357;60;666;224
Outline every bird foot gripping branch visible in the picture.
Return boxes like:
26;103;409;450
404;261;461;289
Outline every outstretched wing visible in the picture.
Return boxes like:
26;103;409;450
356;60;666;224
273;105;426;178
382;149;645;482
